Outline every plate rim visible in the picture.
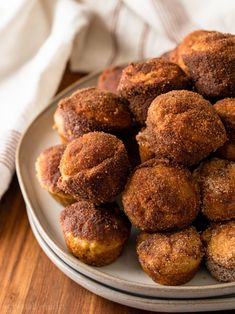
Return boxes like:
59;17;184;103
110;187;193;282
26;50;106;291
15;72;235;298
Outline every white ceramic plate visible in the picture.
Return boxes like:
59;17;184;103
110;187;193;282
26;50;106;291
16;72;235;299
27;207;235;312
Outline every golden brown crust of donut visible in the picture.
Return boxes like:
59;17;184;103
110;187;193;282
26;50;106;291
214;98;235;140
49;192;75;206
166;30;212;74
60;201;131;242
213;98;235;160
136;227;204;285
166;30;235;97
137;90;226;166
137;127;155;163
138;140;155;163
194;158;235;221
97;65;126;93
122;158;200;231
117;58;191;124
60;201;131;266
54;87;131;143
35;144;75;205
202;221;235;282
58;132;130;204
172;30;235;98
36;144;66;192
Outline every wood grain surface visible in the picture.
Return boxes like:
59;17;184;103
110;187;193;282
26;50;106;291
0;67;234;314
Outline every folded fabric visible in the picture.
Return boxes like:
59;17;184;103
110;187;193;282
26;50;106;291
0;0;234;198
0;0;91;197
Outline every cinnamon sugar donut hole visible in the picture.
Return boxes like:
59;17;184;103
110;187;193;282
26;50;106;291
165;30;211;74
202;221;235;282
194;158;235;222
137;227;204;285
60;201;131;266
137;90;227;166
97;64;126;93
117;58;190;124
122;159;200;232
54;87;131;143
214;98;235;161
166;30;235;98
35;145;75;206
214;98;235;140
58;132;130;204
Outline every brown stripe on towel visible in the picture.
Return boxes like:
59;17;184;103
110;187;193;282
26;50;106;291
0;156;13;170
1;130;21;144
163;0;197;41
10;130;21;138
0;149;15;167
1;143;16;157
0;154;14;171
0;148;15;164
1;134;21;145
0;129;22;172
152;0;179;43
1;140;20;158
0;158;13;173
108;0;123;65
139;23;150;60
1;137;20;145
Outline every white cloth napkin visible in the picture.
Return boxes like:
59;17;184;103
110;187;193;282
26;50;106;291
0;0;235;198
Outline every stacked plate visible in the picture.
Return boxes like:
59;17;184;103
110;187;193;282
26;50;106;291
16;73;235;312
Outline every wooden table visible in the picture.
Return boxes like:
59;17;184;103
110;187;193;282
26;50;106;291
0;68;233;314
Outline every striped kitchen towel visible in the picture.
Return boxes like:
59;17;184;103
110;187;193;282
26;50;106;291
0;0;235;198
